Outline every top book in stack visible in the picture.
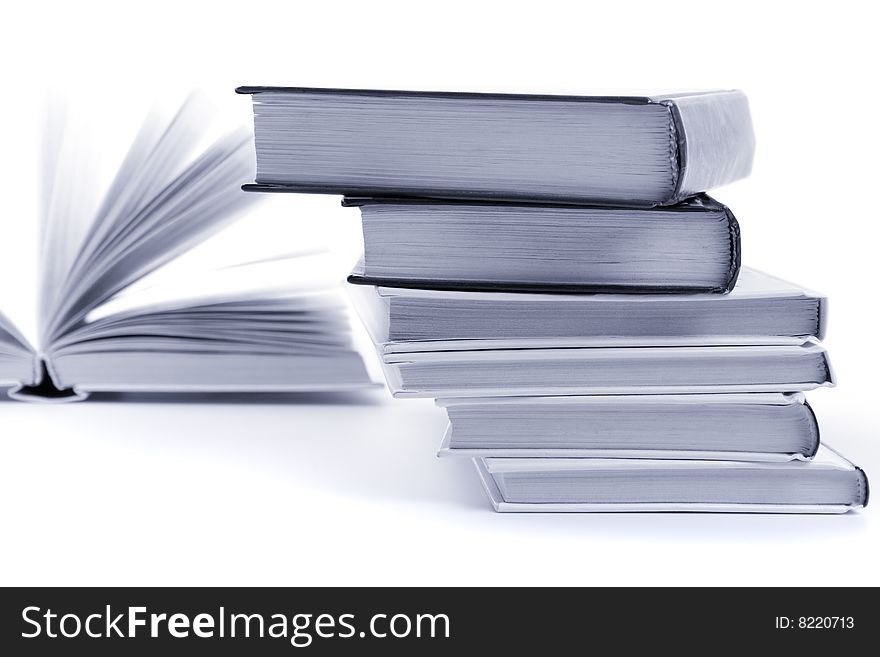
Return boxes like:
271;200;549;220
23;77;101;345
237;87;754;207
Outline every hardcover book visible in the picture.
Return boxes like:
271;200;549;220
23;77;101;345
344;194;740;293
475;445;868;513
238;87;754;206
348;267;825;352
380;342;833;398
437;393;819;461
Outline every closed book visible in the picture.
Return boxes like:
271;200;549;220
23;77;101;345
238;87;754;206
475;445;869;513
381;342;833;398
348;267;825;352
345;194;740;293
436;393;819;462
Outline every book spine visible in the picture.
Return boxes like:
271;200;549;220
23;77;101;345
664;91;756;202
720;204;741;294
816;295;829;341
820;349;836;386
801;398;821;458
6;356;89;403
856;467;870;507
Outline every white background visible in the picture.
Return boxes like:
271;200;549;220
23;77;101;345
1;0;878;586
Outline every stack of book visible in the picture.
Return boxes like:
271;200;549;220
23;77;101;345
240;86;869;513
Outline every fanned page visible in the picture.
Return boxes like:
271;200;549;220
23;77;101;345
39;96;259;345
20;96;370;399
46;254;370;392
0;311;37;386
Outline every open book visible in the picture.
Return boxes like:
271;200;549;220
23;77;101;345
0;98;369;401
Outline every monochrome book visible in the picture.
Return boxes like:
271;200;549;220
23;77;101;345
343;194;740;293
348;267;825;353
437;393;819;462
0;99;370;402
475;445;869;513
237;87;755;206
379;342;832;398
